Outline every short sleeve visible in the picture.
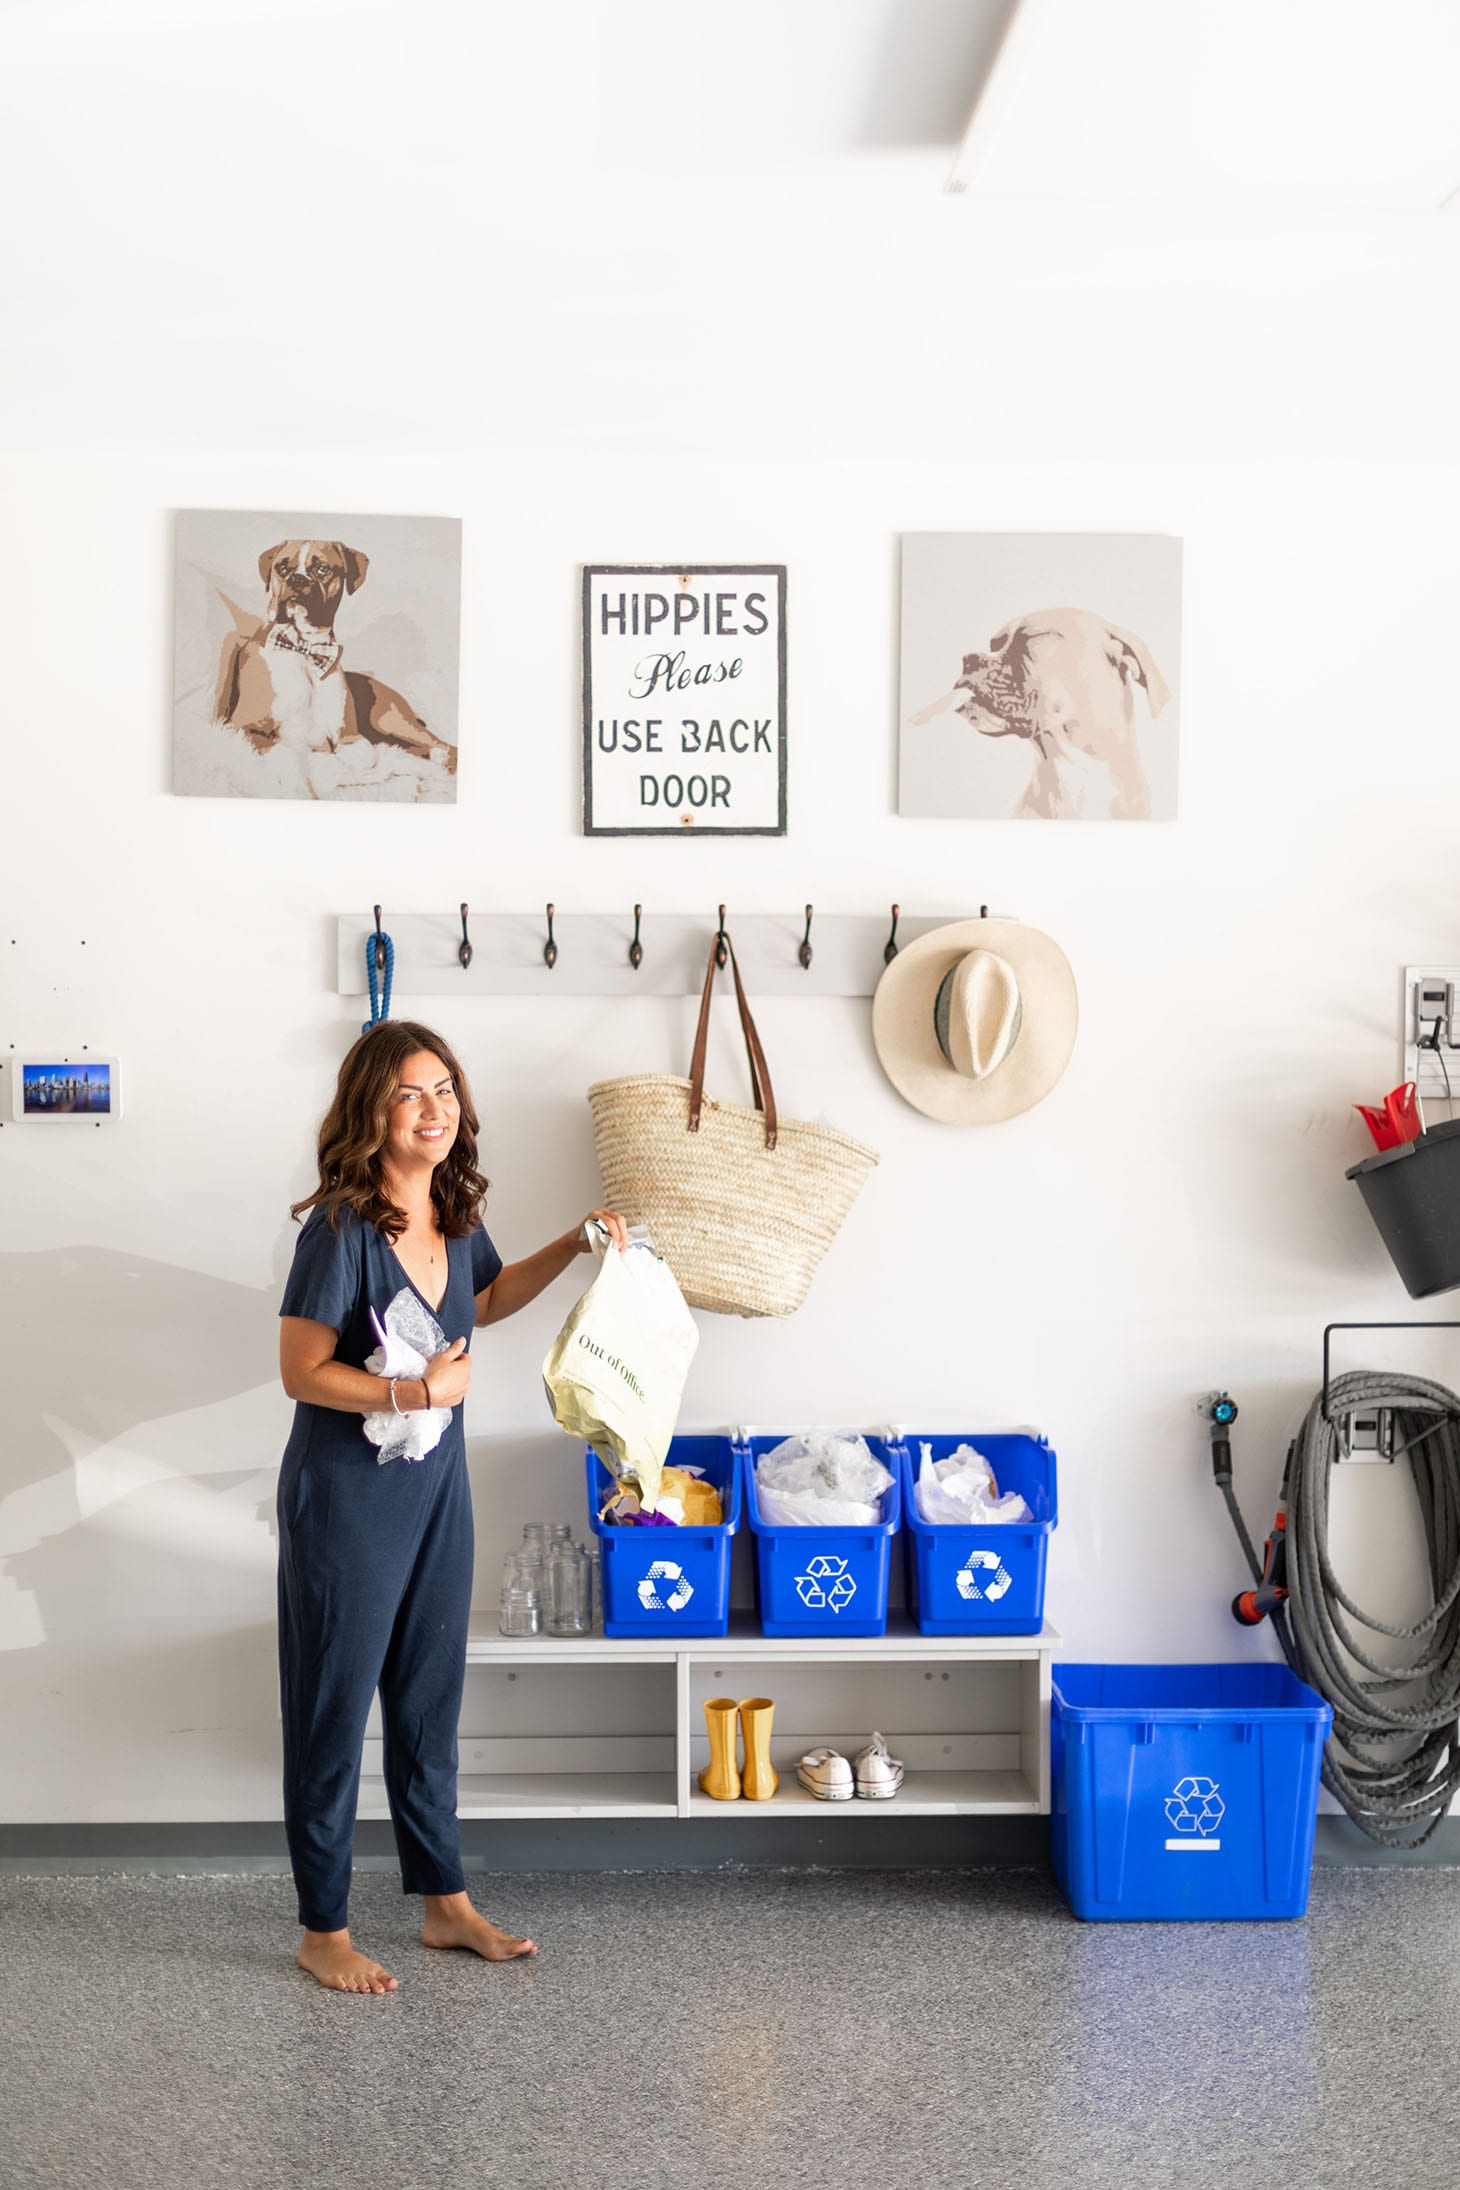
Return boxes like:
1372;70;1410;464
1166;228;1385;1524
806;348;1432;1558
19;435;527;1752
470;1224;504;1293
280;1206;362;1332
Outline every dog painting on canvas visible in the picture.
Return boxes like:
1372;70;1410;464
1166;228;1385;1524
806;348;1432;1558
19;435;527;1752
897;535;1182;823
173;511;461;803
911;606;1171;820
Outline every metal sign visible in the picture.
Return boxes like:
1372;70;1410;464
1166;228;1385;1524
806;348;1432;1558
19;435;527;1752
582;565;787;836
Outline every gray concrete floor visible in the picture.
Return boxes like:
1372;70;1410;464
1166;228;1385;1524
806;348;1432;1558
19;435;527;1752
5;1865;1459;2190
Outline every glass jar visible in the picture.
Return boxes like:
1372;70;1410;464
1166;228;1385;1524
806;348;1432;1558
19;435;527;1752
518;1522;550;1589
498;1551;541;1638
581;1541;603;1632
546;1541;592;1638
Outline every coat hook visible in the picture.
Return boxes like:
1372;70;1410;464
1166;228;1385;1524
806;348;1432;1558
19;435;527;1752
373;903;386;975
715;905;728;970
629;904;644;972
883;904;900;965
799;904;814;970
458;903;473;971
544;903;558;971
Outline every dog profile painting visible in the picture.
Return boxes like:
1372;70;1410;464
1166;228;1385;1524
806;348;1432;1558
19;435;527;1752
173;511;461;802
899;533;1182;821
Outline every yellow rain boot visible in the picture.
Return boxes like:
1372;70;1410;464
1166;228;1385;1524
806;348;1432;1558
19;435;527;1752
698;1697;741;1799
739;1697;779;1801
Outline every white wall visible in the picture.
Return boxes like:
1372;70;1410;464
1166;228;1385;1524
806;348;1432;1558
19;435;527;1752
4;0;1460;1821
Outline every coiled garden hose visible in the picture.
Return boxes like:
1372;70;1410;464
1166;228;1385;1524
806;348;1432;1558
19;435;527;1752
1221;1373;1460;1848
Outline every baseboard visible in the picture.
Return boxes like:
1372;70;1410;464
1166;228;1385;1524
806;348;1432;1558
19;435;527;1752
1;1815;1455;1875
1311;1815;1460;1866
0;1817;1045;1873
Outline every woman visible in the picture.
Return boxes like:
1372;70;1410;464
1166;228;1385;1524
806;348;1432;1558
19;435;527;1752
276;1018;626;1994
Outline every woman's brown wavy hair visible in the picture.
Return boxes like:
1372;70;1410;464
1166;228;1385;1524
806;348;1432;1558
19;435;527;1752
290;1020;490;1242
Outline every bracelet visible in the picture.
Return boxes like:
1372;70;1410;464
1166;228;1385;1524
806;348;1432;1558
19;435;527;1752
389;1376;404;1417
421;1373;435;1410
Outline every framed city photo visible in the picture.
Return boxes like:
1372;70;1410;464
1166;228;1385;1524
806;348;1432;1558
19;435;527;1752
582;565;787;835
14;1057;121;1121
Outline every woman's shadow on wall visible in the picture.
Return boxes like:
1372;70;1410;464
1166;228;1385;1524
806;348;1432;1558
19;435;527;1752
0;1244;289;1799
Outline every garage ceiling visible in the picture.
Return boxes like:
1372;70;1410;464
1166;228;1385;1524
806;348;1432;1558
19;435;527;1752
599;0;1460;210
951;0;1460;210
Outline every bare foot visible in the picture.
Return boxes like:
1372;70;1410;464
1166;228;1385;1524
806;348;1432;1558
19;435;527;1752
421;1891;537;1960
296;1928;399;1993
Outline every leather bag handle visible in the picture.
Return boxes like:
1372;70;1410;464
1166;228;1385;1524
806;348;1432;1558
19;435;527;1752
687;929;779;1150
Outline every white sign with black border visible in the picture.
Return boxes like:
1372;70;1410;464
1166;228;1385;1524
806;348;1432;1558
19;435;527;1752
582;565;787;835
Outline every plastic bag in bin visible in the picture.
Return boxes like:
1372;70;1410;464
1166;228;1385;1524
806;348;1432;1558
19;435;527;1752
915;1441;1031;1525
754;1431;894;1526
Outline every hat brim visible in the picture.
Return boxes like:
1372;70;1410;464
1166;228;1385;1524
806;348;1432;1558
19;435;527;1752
872;919;1077;1124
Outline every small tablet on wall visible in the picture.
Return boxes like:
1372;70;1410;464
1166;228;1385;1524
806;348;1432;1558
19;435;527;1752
12;1058;121;1122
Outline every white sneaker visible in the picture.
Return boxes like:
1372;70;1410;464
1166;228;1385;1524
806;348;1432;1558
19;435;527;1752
853;1732;905;1800
796;1747;853;1801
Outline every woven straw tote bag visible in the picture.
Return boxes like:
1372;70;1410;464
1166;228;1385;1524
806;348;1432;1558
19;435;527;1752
588;931;879;1318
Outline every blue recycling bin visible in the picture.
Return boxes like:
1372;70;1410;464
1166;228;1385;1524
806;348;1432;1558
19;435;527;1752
741;1432;900;1638
1051;1663;1332;1921
894;1432;1057;1635
584;1434;741;1639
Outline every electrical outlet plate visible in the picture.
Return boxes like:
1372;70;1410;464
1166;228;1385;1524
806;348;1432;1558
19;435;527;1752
1402;965;1460;1105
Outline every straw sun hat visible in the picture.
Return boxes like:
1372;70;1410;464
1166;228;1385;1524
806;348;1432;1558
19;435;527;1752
871;916;1077;1124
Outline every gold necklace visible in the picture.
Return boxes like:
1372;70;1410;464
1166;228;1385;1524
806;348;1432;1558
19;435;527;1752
402;1213;441;1272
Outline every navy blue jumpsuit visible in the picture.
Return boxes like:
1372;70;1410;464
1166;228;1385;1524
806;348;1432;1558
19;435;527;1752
275;1204;502;1933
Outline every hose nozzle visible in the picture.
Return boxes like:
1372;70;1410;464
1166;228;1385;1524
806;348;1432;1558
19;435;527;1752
1232;1584;1288;1626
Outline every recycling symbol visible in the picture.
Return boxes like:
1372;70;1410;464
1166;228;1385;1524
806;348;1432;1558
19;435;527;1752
795;1555;857;1613
637;1560;694;1613
956;1549;1012;1603
1164;1776;1225;1838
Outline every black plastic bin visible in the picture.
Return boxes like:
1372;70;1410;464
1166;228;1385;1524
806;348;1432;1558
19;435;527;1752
1348;1119;1460;1297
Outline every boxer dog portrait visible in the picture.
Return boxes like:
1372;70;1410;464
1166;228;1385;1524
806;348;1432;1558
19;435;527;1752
211;538;457;792
911;606;1171;820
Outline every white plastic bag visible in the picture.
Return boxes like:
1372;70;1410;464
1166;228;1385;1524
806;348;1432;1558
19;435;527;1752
362;1299;452;1465
915;1441;1031;1525
542;1222;699;1512
754;1431;894;1527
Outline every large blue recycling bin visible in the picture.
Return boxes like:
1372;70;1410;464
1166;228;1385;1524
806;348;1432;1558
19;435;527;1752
894;1432;1057;1635
741;1432;900;1638
1051;1663;1332;1921
584;1434;741;1639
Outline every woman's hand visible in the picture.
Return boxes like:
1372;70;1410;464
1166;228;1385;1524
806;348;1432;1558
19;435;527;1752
424;1336;472;1409
579;1209;629;1253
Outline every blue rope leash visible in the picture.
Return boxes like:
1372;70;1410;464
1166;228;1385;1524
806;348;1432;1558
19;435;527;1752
364;927;395;1034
